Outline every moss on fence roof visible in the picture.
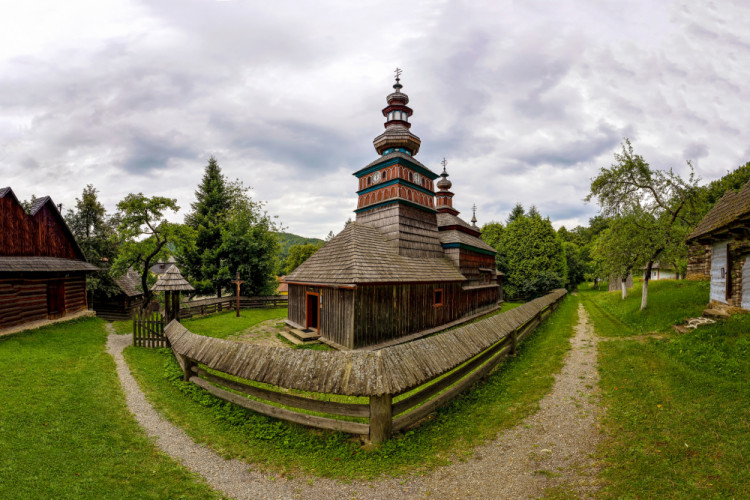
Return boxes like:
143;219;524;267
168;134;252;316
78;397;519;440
166;288;567;396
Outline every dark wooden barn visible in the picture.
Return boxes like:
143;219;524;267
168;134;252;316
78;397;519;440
93;268;145;321
286;77;502;349
0;187;99;331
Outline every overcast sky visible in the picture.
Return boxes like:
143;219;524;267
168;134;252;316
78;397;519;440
2;1;748;238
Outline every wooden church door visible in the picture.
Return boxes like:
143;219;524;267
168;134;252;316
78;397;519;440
305;292;319;330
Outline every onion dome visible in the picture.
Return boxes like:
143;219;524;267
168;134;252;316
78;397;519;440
373;70;421;156
437;162;452;191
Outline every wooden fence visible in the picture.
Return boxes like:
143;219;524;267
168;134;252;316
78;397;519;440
178;295;288;319
133;310;167;348
166;289;567;443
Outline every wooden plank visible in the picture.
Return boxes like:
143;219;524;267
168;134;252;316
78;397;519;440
195;367;369;418
392;335;511;415
190;376;369;435
392;342;511;432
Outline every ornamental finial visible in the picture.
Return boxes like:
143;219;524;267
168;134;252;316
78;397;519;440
471;204;478;227
441;158;448;175
393;67;403;91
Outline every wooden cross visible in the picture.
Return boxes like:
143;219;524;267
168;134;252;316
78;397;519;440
231;271;245;317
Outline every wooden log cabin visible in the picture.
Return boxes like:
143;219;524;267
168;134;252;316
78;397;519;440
0;187;99;331
286;75;502;349
686;179;750;310
93;268;145;321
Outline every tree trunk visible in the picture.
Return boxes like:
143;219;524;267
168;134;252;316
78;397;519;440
621;279;627;299
641;261;653;310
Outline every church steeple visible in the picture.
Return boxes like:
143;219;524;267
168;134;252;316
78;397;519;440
372;68;422;156
436;158;459;216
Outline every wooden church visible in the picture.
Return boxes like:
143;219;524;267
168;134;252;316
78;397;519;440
0;187;99;331
285;75;501;349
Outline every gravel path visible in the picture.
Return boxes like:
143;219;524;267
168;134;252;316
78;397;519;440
106;303;601;499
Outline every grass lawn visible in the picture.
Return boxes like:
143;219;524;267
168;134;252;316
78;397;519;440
0;318;219;499
581;279;709;337
581;280;750;499
111;318;132;335
181;307;288;339
123;294;579;479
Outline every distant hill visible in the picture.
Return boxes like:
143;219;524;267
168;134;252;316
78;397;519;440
275;232;325;275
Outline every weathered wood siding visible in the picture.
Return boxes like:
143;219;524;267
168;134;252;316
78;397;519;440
352;282;498;349
356;203;444;258
288;284;355;348
0;197;80;259
0;274;88;330
710;241;729;303
457;249;495;283
742;257;750;310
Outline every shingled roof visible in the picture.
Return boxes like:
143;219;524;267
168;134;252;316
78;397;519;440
688;179;750;242
151;264;194;292
438;230;497;254
436;212;476;233
286;222;465;285
115;268;144;297
0;256;100;272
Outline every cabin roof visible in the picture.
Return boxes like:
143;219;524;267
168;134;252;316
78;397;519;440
436;212;476;233
0;256;100;272
688;179;750;241
285;222;466;285
115;268;144;297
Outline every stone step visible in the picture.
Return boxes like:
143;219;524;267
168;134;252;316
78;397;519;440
703;308;730;319
279;329;305;345
291;328;320;340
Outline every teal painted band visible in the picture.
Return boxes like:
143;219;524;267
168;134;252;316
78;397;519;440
353;157;438;180
441;242;497;256
354;198;438;214
357;179;436;198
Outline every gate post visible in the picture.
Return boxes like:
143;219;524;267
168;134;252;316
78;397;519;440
369;394;393;444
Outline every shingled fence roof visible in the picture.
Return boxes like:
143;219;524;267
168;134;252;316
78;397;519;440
166;288;566;397
688;179;750;242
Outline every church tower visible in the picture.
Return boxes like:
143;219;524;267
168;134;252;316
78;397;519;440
353;70;444;258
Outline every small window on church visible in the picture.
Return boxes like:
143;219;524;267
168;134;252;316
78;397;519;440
434;289;443;307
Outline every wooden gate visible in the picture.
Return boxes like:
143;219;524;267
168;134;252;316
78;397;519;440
133;310;167;347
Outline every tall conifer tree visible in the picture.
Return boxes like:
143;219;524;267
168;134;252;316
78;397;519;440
184;157;232;297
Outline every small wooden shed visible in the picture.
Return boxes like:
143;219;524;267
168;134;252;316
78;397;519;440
686;179;750;310
151;264;194;321
93;268;145;320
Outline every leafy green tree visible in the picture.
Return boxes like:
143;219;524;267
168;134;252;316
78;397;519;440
218;188;280;296
285;243;323;275
500;213;567;300
64;185;121;299
587;139;699;309
111;194;193;308
183;157;233;297
480;221;507;274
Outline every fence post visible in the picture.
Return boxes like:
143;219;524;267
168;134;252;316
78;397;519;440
369;394;393;444
176;354;196;381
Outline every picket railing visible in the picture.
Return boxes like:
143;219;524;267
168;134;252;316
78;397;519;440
133;310;167;348
178;295;288;319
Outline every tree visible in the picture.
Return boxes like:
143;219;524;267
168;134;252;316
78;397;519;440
218;188;280;296
500;212;567;300
285;243;323;275
587;139;700;309
506;203;525;225
590;211;652;299
480;221;507;275
64;185;120;300
183;157;233;297
111;194;192;308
